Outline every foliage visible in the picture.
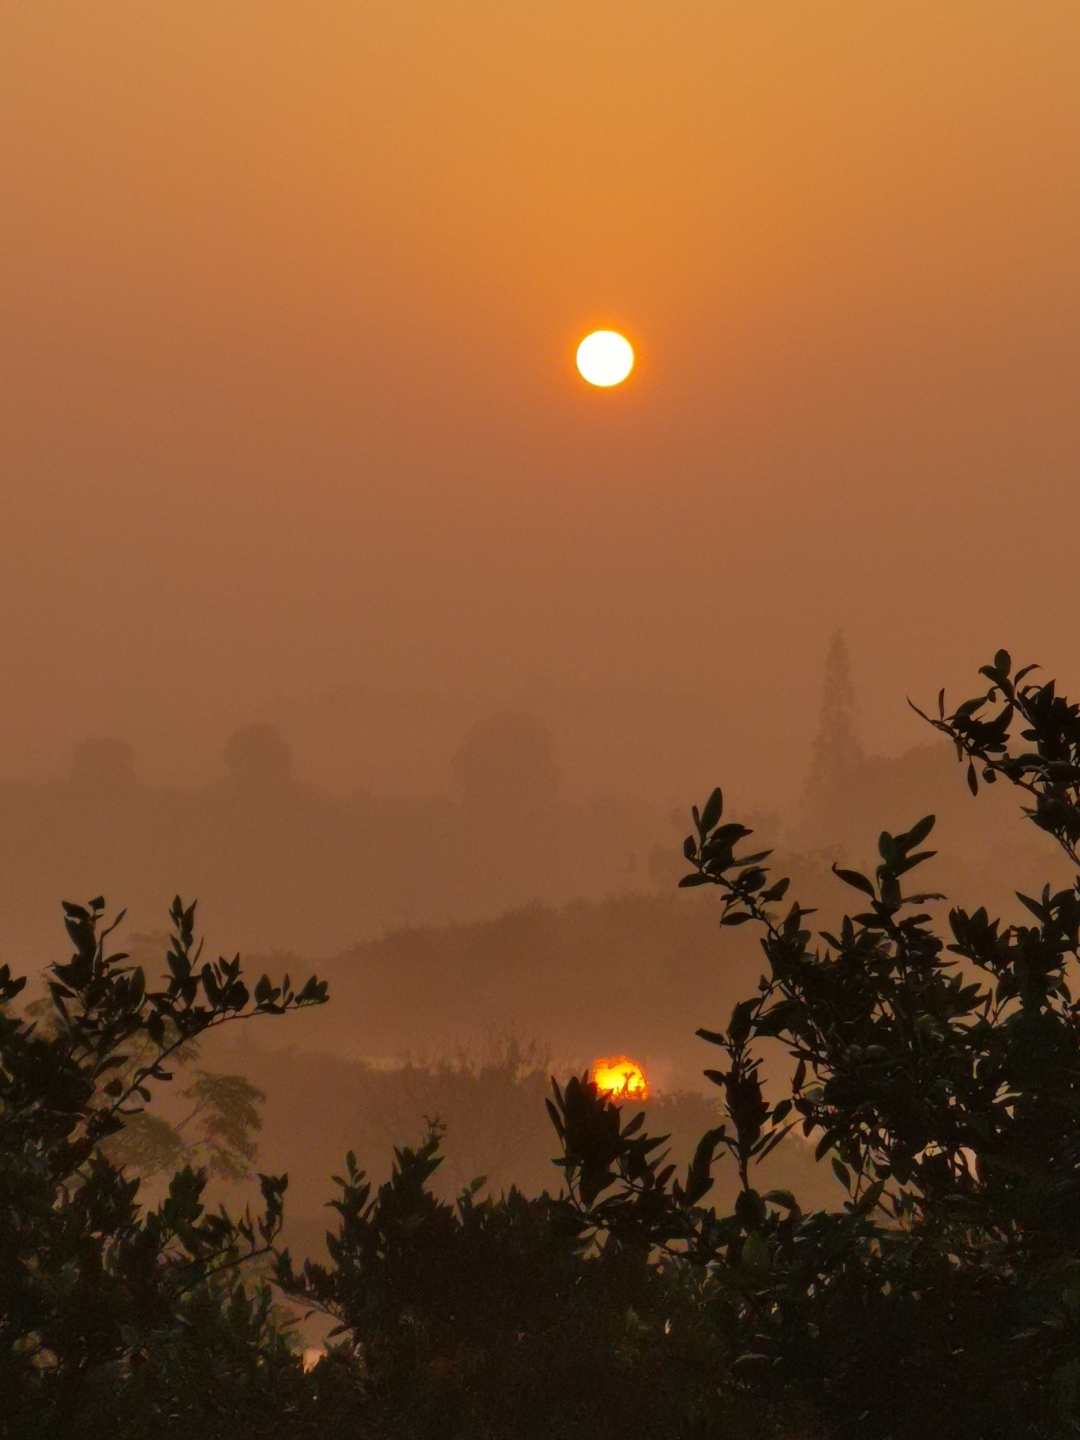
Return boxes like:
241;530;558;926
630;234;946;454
0;894;796;1439
0;891;793;1439
25;975;270;1186
0;894;326;1427
12;1273;351;1440
104;1067;268;1184
549;651;1080;1439
13;648;1080;1440
54;928;273;1185
275;1124;798;1440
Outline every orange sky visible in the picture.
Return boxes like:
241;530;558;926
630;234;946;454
2;1;1079;801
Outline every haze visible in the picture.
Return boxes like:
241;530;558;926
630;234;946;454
5;0;1080;1280
2;1;1077;790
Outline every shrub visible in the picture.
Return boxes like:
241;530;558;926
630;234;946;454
550;651;1080;1438
275;1126;799;1440
0;895;326;1429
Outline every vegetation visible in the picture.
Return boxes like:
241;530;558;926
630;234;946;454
553;650;1080;1436
0;896;327;1434
219;1036;837;1240
6;650;1080;1436
0;904;790;1439
273;1127;789;1440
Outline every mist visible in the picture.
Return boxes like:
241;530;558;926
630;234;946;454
5;0;1080;1180
3;1;1079;793
4;9;1080;1423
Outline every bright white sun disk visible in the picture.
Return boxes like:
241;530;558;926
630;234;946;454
576;331;634;387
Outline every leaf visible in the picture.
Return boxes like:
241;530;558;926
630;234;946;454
905;814;936;848
732;849;771;867
852;1179;886;1216
831;1157;852;1191
699;787;723;834
764;1189;798;1210
968;761;978;796
832;865;876;898
1016;891;1049;923
735;1187;766;1229
814;1127;841;1161
741;1231;770;1271
895;849;936;874
728;999;756;1046
761;877;791;904
754;1122;795;1162
696;1028;727;1046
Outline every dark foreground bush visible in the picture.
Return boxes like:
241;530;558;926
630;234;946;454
549;651;1080;1438
0;898;796;1438
0;896;327;1435
274;1128;797;1440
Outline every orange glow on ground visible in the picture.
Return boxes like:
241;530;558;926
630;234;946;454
592;1055;649;1101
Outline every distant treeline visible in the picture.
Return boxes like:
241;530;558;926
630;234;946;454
2;696;1065;983
0;714;679;963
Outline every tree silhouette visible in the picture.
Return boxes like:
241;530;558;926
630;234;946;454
223;723;292;791
800;629;864;848
69;738;138;794
452;711;558;810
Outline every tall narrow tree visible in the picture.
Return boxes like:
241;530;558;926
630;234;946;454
800;629;864;849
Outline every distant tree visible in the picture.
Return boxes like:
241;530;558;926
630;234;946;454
69;738;138;794
105;1067;267;1183
22;984;268;1186
800;629;864;849
83;928;269;1184
224;723;293;791
452;711;558;810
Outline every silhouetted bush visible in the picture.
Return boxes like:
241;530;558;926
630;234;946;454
0;903;796;1439
551;650;1080;1438
0;897;326;1434
276;1127;795;1440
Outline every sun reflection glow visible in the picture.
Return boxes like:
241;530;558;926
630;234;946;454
592;1055;649;1100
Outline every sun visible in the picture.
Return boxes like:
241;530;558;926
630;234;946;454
576;330;634;388
592;1055;649;1100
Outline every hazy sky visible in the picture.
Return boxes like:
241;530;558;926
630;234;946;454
2;1;1079;801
